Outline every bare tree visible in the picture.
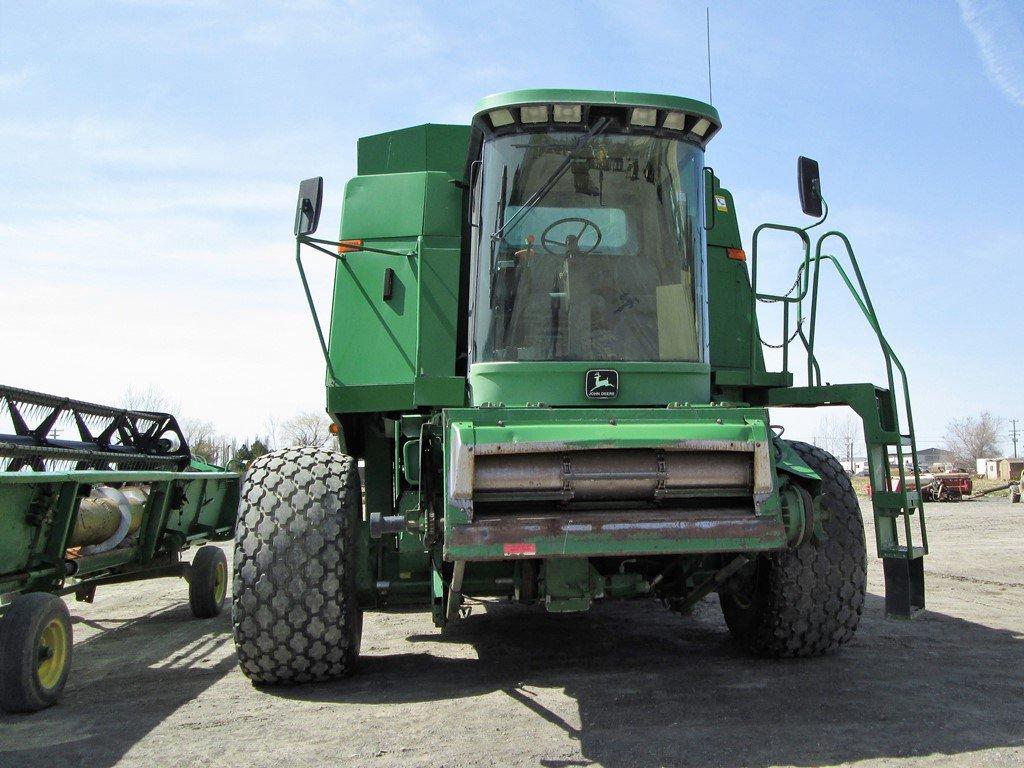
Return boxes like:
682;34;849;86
944;412;1004;471
181;418;220;463
816;414;861;466
263;415;281;451
281;411;332;448
121;385;178;414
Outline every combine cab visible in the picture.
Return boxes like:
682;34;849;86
232;90;926;686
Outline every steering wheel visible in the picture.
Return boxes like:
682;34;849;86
541;217;603;257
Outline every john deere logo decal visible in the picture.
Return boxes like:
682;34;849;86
585;369;618;399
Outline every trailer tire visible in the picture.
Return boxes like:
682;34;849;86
719;440;866;657
189;545;228;619
1011;487;1021;504
0;592;73;713
232;447;362;685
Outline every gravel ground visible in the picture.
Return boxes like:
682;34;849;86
2;499;1022;768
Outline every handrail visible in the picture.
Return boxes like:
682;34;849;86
807;233;925;551
749;222;926;556
749;223;814;379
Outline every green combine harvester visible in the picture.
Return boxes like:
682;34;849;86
0;386;239;712
232;88;926;685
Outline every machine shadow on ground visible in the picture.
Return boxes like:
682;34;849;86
271;593;1024;768
0;601;234;768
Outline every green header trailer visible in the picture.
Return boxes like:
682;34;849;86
0;386;239;712
233;90;926;686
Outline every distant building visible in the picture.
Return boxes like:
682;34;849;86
997;458;1024;481
978;457;1023;480
909;447;954;473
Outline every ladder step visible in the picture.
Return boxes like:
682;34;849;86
873;490;920;512
868;433;914;448
881;545;926;560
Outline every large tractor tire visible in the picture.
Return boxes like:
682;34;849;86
719;441;866;657
232;447;363;685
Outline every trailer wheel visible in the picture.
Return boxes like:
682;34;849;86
719;441;866;657
0;593;73;713
1011;487;1021;504
189;545;228;619
232;447;362;685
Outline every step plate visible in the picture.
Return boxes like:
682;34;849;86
883;555;926;618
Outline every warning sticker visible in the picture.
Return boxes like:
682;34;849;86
715;194;729;212
503;543;537;557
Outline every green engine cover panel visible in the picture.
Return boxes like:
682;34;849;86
327;124;472;415
357;123;470;178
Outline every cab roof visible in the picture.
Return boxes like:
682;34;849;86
473;89;721;146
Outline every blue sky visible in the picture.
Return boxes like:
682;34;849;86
1;1;1020;452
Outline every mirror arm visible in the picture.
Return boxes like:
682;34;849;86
801;196;829;233
292;234;417;388
298;235;416;259
294;240;339;387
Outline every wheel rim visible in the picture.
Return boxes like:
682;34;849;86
37;618;69;690
214;561;227;604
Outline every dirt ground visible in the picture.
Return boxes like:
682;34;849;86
2;499;1022;768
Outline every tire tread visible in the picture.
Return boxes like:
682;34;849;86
721;440;867;657
231;447;361;685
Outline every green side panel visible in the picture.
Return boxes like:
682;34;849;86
328;168;468;413
357;124;471;178
0;480;40;585
162;474;239;545
706;185;749;370
706;184;789;393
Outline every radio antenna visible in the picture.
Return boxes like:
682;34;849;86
706;7;713;105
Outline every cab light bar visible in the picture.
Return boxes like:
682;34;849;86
486;104;717;141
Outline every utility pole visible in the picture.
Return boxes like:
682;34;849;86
1012;419;1019;459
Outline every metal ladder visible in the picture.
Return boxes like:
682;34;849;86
750;225;928;617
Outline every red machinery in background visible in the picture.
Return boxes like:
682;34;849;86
869;473;972;502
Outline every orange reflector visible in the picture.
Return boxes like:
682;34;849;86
329;423;339;435
727;248;746;261
337;239;363;254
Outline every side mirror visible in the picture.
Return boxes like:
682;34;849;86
797;156;822;217
294;176;323;236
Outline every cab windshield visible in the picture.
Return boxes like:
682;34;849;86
471;131;707;363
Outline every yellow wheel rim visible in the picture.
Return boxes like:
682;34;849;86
37;618;69;690
214;561;227;604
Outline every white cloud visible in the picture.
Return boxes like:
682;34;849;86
958;0;1024;107
0;68;30;93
